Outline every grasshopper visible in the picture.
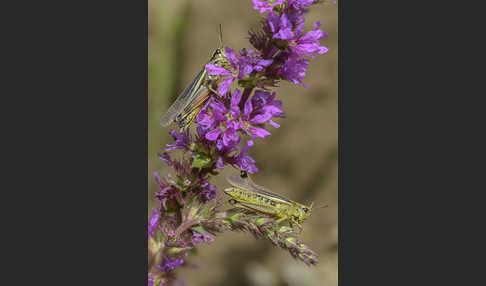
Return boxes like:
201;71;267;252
160;25;231;131
224;172;314;233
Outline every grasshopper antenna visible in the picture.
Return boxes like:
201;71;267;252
218;24;223;47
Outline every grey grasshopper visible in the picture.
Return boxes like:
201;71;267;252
160;26;231;131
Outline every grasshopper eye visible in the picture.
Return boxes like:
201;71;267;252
302;207;309;213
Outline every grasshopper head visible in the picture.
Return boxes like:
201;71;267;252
294;202;313;224
210;47;230;68
212;47;224;58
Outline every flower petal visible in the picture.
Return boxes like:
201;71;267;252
216;138;224;150
236;154;258;174
273;13;295;40
205;128;221;141
218;76;234;97
250;112;272;124
222;128;241;148
216;156;224;169
263;104;284;117
148;208;159;237
268;11;280;33
268;119;280;128
225;47;238;69
192;232;203;245
196;112;215;129
244;96;253;120
205;64;232;76
248;126;271;138
203;234;214;243
252;0;273;13
231;88;242;118
226;120;240;130
210;98;228;121
257;59;273;67
154;171;163;186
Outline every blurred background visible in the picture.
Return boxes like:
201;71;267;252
149;1;337;285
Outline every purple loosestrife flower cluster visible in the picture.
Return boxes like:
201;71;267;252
149;1;328;285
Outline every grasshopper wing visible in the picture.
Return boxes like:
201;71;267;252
161;68;205;127
226;174;293;205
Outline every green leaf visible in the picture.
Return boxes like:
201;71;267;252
278;226;293;233
191;225;207;235
191;153;213;169
255;217;268;226
237;78;256;89
166;247;191;255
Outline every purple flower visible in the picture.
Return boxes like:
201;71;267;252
196;101;215;130
230;88;242;118
155;186;172;210
191;230;214;245
288;0;315;9
148;275;154;286
225;47;238;70
148;208;159;237
249;28;280;58
199;97;241;149
167;229;175;237
268;11;295;40
223;128;240;146
158;256;184;272
203;233;214;243
154;172;184;210
237;49;274;79
158;152;173;166
209;47;273;88
267;10;327;59
252;0;285;14
286;7;306;35
279;53;310;86
165;129;190;151
256;2;328;64
235;140;258;174
216;156;224;169
239;90;283;138
205;63;235;96
191;232;203;245
251;90;285;121
195;87;283;174
199;180;217;201
290;21;328;58
205;64;232;76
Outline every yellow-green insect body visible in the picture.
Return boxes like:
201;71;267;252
224;174;313;232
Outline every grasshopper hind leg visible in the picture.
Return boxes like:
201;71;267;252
291;218;303;234
275;216;288;227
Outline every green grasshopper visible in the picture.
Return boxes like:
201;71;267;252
224;172;314;233
160;26;231;131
